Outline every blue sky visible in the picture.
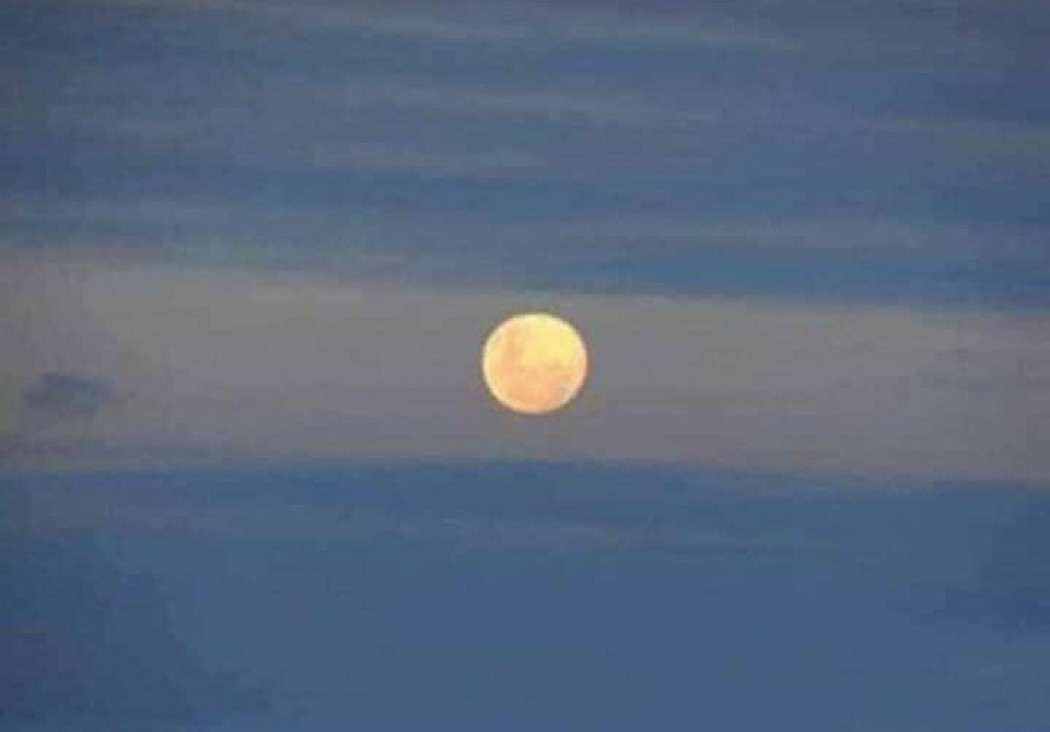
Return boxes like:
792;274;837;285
3;465;1050;731
2;1;1050;729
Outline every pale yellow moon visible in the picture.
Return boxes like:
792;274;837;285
481;312;589;415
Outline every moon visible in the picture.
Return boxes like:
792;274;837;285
481;312;589;415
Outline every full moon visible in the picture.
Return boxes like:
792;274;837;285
481;312;588;415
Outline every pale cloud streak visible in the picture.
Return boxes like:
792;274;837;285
69;0;1046;62
4;201;1044;309
25;65;1049;173
72;0;794;49
2;259;1048;483
12;492;820;556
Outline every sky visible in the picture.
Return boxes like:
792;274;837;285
2;1;1050;730
2;0;1049;480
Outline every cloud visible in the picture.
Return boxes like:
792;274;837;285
12;475;822;557
2;260;1048;482
6;0;1048;313
4;203;1047;309
75;0;793;49
863;115;1050;164
72;0;1050;61
22;0;1050;148
20;372;115;422
29;59;1050;173
3;0;1048;479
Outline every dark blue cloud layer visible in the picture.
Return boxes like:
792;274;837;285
3;0;1049;307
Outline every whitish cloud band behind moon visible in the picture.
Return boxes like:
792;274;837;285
2;261;1048;482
